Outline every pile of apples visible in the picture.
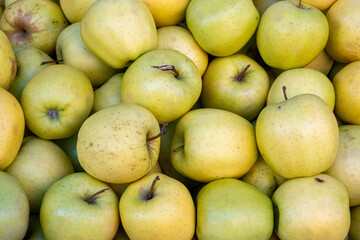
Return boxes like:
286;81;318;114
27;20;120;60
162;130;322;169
0;0;359;239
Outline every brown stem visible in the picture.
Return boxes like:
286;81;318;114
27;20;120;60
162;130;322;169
147;123;168;142
151;65;179;78
234;64;251;82
298;0;302;8
40;59;63;65
148;176;160;200
282;86;288;101
86;188;109;204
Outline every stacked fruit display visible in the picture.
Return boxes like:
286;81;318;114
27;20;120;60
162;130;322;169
0;0;359;239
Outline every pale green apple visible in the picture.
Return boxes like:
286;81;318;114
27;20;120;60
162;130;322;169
196;178;273;240
256;94;339;179
0;171;30;240
20;64;94;140
59;0;96;23
200;53;270;121
121;49;202;124
5;136;74;213
256;0;329;70
266;68;335;110
325;125;360;206
333;61;360;124
272;174;350;240
171;108;258;182
80;0;157;69
120;173;196;240
326;0;360;63
9;45;53;101
56;22;116;87
304;49;334;75
25;214;45;240
186;0;259;57
0;0;69;55
77;103;161;184
0;29;16;90
350;206;360;240
40;172;119;240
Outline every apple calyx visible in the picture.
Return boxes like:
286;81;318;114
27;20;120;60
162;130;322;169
48;109;59;120
282;86;288;101
40;59;64;65
233;64;251;82
151;65;179;79
147;123;168;142
148;175;160;200
85;188;110;204
315;177;324;183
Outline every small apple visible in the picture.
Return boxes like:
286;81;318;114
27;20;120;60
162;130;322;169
0;29;16;90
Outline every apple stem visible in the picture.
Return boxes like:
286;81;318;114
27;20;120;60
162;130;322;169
148;175;160;200
147;123;168;142
282;86;288;101
40;59;63;65
234;64;251;82
298;0;303;8
151;65;179;78
86;188;110;204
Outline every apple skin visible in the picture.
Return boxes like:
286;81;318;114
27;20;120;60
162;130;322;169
0;29;16;90
0;0;69;55
40;172;119;240
120;173;196;240
59;0;96;23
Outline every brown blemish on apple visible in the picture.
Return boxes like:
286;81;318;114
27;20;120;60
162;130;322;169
9;57;17;88
315;177;324;183
282;86;288;100
151;65;180;79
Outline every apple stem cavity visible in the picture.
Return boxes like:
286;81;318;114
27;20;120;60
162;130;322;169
48;109;59;120
315;177;324;183
147;123;168;142
40;59;63;65
148;175;160;200
151;65;179;78
282;86;288;101
86;188;110;204
234;64;251;82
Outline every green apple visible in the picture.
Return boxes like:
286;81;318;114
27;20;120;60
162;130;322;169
0;29;16;90
121;49;202;124
350;206;360;240
120;173;196;240
5;136;74;213
326;0;360;63
0;171;30;240
200;53;270;121
256;0;329;70
80;0;157;69
24;214;45;240
272;174;350;240
20;64;94;140
256;93;339;179
0;87;25;170
77;103;162;184
8;45;53;101
186;0;259;57
55;131;84;172
59;0;96;23
40;172;119;240
171;108;258;182
157;25;208;76
92;73;123;113
304;49;334;75
56;22;116;87
266;68;335;110
325;125;360;206
196;178;273;240
0;0;69;55
333;61;360;124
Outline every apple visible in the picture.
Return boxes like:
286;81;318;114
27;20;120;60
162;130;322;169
171;108;258;182
20;64;94;140
120;173;196;240
80;0;157;69
5;136;74;213
256;0;329;70
256;92;339;179
121;49;202;124
0;29;16;90
332;61;360;124
253;0;278;15
0;0;69;55
350;206;360;240
302;0;337;10
186;0;259;57
40;172;119;240
59;0;96;23
304;49;334;75
196;178;273;240
200;53;270;121
0;171;30;240
77;103;162;184
55;131;84;172
0;87;25;170
272;174;350;240
56;22;116;87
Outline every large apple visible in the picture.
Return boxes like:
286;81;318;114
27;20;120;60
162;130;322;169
256;0;329;70
120;173;196;240
0;0;68;55
40;172;119;240
121;49;202;124
0;29;16;90
80;0;157;69
186;0;259;57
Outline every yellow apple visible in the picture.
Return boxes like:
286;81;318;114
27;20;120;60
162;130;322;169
0;29;16;90
304;49;334;75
